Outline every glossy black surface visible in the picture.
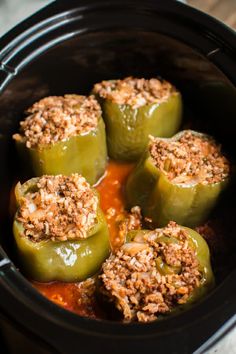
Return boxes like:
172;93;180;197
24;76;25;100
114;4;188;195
0;1;236;353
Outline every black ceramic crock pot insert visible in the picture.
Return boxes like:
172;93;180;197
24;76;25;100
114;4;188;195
0;1;236;353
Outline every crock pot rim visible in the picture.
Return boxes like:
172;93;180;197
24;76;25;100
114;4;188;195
0;0;236;85
1;263;236;338
0;0;236;58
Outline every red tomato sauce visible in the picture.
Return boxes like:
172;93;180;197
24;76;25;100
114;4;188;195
32;161;134;317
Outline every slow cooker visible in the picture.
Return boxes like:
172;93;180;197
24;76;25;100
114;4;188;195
0;1;236;353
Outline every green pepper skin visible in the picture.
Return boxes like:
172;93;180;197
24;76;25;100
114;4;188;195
183;226;214;302
13;179;110;282
126;131;228;228
16;117;107;185
98;93;182;161
126;227;214;303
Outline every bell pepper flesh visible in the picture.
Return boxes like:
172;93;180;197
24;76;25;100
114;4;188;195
126;132;228;228
183;226;214;302
16;117;107;185
13;178;110;282
99;93;182;161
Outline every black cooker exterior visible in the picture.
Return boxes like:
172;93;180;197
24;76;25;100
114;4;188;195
0;1;236;353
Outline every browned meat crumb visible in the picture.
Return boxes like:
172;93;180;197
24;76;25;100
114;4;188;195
117;206;142;244
93;77;177;109
149;131;229;185
99;221;202;323
77;278;96;308
13;95;101;149
195;221;229;255
196;224;216;249
17;174;98;242
109;206;143;250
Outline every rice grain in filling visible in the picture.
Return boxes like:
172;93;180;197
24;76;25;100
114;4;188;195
99;221;202;323
149;131;229;185
13;95;101;149
17;174;98;242
93;77;177;109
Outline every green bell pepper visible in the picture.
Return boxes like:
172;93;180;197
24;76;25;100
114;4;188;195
126;226;214;304
94;87;182;161
126;131;229;228
15;117;107;185
13;178;110;282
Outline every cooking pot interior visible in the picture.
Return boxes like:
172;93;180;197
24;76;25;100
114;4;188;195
0;30;236;289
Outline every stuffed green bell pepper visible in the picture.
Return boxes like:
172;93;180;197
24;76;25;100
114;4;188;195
13;174;110;282
126;130;230;228
93;77;182;161
99;221;214;322
13;95;107;185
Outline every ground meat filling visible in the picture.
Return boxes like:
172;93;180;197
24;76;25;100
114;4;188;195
149;131;229;185
93;77;177;109
17;174;98;242
117;206;142;246
13;95;101;149
99;221;202;323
